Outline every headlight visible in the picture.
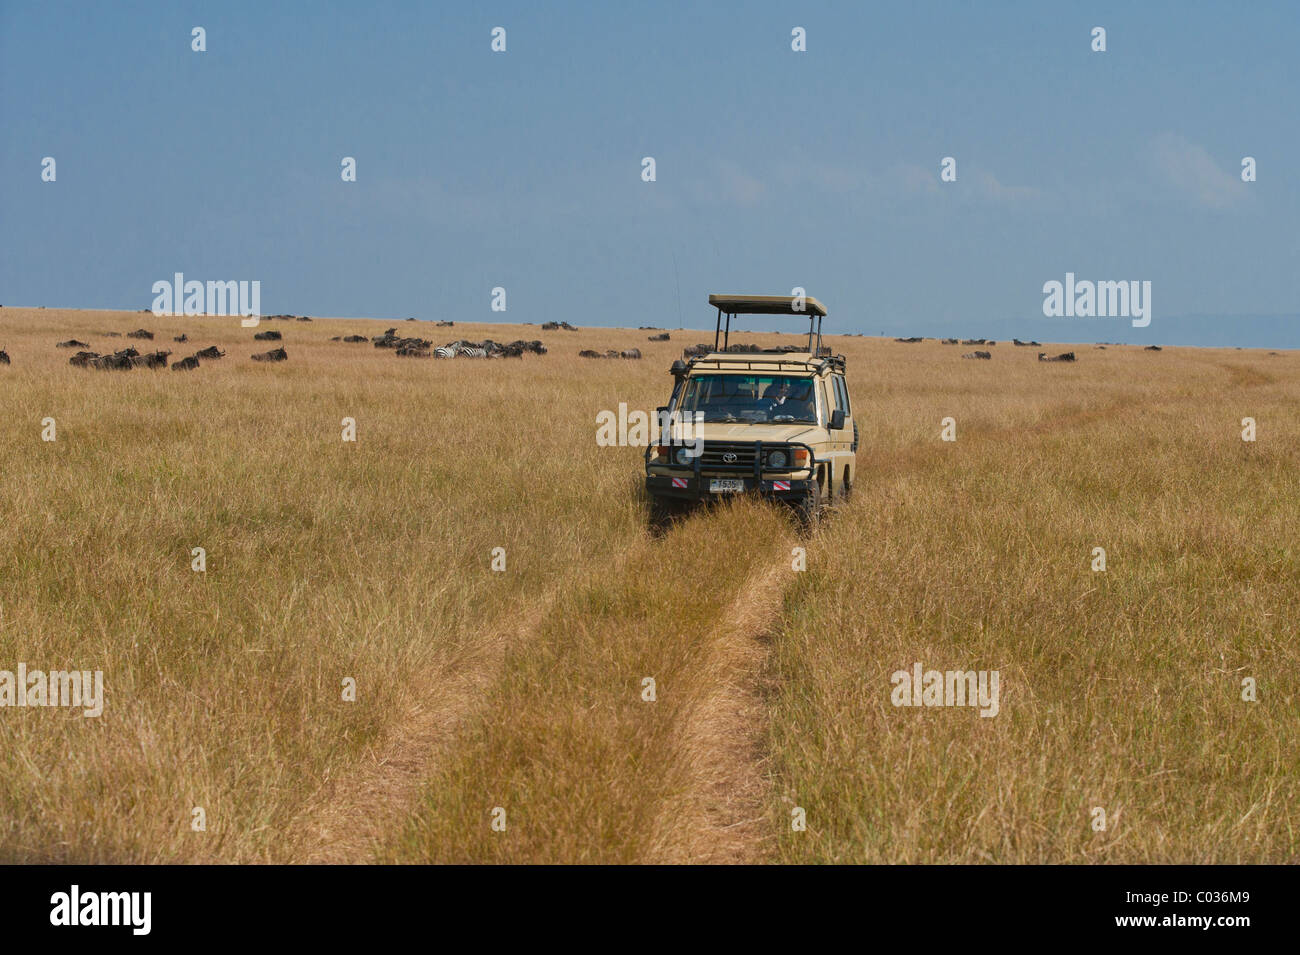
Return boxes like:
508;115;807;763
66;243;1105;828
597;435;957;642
767;449;788;469
673;446;692;466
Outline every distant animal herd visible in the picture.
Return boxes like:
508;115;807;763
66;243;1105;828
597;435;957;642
0;309;1192;374
888;335;1176;362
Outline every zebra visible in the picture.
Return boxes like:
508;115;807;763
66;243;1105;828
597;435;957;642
459;346;487;358
434;346;455;359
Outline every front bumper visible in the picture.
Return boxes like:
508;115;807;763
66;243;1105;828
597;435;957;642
645;473;814;501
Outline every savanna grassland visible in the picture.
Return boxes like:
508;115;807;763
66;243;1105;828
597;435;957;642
0;307;1296;864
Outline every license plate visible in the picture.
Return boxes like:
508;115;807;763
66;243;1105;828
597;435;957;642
709;479;745;493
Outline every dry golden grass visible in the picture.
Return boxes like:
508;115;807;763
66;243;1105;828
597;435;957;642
0;308;1295;863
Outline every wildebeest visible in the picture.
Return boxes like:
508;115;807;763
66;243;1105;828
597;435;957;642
579;349;602;358
961;338;988;345
396;345;431;357
962;350;992;360
251;347;288;362
372;329;433;350
1145;345;1162;351
436;320;454;327
57;339;89;348
510;339;545;356
505;339;545;355
941;338;959;345
296;316;312;322
131;350;171;369
90;351;134;370
648;332;670;341
172;355;200;371
895;337;923;343
0;348;10;365
127;329;154;340
620;348;642;359
343;334;368;343
69;350;98;367
174;334;189;343
541;321;578;331
1038;351;1076;362
254;330;282;341
81;346;139;362
194;346;225;360
1013;338;1041;347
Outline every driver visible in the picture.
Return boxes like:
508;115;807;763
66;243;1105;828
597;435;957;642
784;380;816;419
760;380;791;416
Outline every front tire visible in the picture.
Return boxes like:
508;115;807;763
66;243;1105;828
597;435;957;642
649;495;687;530
794;482;822;526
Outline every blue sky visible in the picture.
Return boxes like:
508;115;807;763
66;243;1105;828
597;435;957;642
2;1;1297;346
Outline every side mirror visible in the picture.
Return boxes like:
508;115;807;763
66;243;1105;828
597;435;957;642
830;409;846;431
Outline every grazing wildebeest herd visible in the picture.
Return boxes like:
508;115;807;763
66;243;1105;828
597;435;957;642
368;326;548;358
579;348;642;359
0;312;1193;376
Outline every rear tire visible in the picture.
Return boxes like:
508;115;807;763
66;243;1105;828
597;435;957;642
841;466;852;501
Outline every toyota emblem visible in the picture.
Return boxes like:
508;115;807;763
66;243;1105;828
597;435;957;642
722;452;738;463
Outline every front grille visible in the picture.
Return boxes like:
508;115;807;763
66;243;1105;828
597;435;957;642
700;441;759;470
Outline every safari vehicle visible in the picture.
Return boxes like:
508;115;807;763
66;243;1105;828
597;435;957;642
645;294;857;524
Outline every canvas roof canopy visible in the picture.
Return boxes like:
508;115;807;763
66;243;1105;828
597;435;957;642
707;294;828;317
705;293;830;355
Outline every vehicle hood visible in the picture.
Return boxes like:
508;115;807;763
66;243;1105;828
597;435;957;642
667;421;822;444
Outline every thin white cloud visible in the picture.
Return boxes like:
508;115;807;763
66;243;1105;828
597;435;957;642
1147;132;1248;209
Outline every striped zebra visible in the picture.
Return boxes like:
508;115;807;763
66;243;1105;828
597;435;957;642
459;346;487;358
434;346;455;359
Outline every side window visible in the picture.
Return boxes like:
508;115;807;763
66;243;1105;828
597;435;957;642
834;375;851;415
817;380;830;426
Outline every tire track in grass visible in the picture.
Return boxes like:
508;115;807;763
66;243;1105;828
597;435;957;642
291;545;639;864
644;548;794;864
292;597;556;864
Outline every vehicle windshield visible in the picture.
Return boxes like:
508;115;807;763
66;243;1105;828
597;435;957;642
677;374;819;424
